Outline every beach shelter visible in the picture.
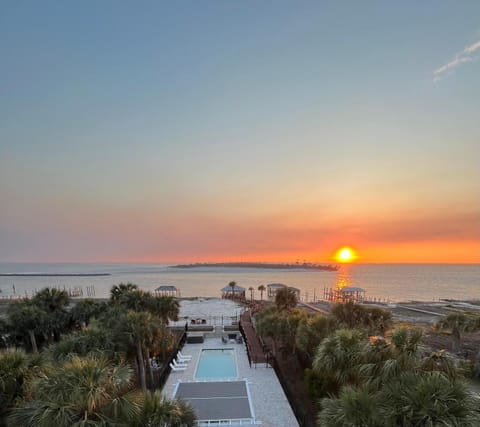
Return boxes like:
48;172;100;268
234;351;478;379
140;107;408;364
221;284;246;300
155;285;180;297
266;283;286;299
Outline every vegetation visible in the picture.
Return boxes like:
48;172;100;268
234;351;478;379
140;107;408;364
254;301;480;427
0;285;194;426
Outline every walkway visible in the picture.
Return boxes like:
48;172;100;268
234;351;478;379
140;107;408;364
240;310;267;365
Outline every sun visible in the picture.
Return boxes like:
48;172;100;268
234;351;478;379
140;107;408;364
334;246;357;263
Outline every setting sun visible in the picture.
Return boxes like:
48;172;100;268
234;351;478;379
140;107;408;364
335;247;357;263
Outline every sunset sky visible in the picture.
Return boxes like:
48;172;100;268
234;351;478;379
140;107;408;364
1;2;479;263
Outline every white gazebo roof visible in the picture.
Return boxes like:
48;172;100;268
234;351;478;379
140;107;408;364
267;283;287;289
155;285;178;292
221;285;246;292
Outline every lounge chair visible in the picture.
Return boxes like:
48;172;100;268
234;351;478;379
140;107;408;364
169;363;186;371
173;359;188;367
178;351;192;360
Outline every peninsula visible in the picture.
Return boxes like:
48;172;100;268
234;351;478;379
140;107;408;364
169;262;338;271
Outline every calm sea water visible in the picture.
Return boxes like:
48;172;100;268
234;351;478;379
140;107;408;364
0;263;478;303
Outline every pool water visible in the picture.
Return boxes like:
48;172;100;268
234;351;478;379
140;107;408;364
195;348;237;379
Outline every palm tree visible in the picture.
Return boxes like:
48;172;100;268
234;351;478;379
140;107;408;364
248;287;255;301
32;288;69;313
379;371;480;426
7;300;46;353
124;311;162;391
0;349;32;421
132;391;195;427
257;285;266;301
318;385;382;427
70;299;107;329
8;354;142;427
110;283;139;305
295;314;337;361
312;329;366;394
275;287;298;311
148;296;180;324
32;288;70;343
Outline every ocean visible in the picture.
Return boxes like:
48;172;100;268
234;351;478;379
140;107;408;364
0;263;478;303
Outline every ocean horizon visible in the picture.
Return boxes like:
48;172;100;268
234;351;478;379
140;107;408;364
0;262;478;303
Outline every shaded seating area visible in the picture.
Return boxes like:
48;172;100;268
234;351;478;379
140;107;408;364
221;333;244;344
186;333;205;344
155;285;180;297
221;284;246;301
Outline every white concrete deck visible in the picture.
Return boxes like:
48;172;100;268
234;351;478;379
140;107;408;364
163;337;299;427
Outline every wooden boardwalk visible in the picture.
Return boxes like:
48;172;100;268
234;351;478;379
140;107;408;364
240;310;267;365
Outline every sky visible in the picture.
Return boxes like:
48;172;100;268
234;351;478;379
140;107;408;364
1;1;479;264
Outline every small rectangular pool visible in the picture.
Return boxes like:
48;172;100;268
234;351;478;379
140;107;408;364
195;348;237;380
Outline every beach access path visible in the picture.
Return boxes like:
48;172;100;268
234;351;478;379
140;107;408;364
240;310;267;365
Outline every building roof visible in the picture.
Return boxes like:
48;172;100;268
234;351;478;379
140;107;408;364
267;283;286;289
221;285;246;292
155;285;178;291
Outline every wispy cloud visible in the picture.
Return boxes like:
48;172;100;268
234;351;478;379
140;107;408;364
434;39;480;81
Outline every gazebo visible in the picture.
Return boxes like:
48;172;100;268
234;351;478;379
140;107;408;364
266;283;286;299
155;285;180;297
221;284;246;301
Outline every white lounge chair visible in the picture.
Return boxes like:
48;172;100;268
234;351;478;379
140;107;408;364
173;359;188;367
178;351;192;360
169;363;186;371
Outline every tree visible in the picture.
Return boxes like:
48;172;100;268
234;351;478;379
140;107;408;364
275;287;298;311
295;315;337;361
70;299;107;329
312;329;366;394
110;283;139;305
318;385;382;427
437;312;478;352
248;287;255;301
330;302;392;335
379;371;479;426
0;349;32;422
146;296;180;324
7;300;46;353
257;285;266;301
132;391;195;427
8;354;142;427
31;288;70;343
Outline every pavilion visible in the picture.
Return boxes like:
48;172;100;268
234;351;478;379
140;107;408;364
155;285;180;297
221;284;246;301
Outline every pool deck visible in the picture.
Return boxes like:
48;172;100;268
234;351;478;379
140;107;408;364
163;337;299;427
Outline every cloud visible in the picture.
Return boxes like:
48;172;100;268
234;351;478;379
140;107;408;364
434;39;480;81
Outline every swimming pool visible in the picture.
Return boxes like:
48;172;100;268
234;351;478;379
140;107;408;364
195;348;237;379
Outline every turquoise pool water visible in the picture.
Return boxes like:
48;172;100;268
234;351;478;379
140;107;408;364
195;348;237;379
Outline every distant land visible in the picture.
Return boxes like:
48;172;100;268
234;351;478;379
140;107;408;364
169;262;339;271
0;273;110;277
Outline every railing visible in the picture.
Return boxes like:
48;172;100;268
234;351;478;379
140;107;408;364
196;418;257;426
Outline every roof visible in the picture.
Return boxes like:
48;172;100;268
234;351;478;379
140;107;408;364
155;285;177;291
267;283;286;289
341;287;365;293
221;285;246;292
